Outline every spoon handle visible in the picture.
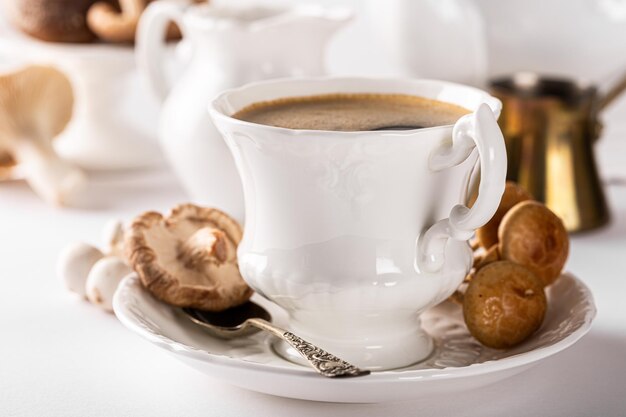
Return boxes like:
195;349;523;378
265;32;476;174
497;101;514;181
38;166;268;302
247;318;370;378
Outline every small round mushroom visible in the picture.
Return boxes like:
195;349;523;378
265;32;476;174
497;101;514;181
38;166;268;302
0;66;86;206
463;260;547;349
58;242;105;298
127;204;253;311
476;182;533;249
86;257;133;312
499;201;569;287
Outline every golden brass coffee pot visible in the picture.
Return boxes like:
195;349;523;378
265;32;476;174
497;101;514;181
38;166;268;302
490;72;626;232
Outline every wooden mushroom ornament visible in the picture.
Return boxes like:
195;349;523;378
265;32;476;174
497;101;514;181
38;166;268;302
127;204;253;311
0;66;86;205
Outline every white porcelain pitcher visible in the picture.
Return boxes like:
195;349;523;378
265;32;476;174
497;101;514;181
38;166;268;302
210;77;507;370
137;3;351;221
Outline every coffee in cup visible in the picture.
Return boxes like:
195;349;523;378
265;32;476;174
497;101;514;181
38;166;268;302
233;93;470;131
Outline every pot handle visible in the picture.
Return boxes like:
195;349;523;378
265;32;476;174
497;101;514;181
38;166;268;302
136;1;187;102
417;104;507;273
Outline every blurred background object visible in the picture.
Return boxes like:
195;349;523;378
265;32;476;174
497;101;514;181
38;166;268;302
368;0;626;85
137;1;351;220
0;31;163;170
0;0;200;171
368;0;487;86
1;0;626;214
367;0;626;231
0;65;86;205
490;72;626;232
477;0;626;82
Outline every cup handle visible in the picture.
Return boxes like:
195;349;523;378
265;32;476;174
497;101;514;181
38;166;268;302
417;103;507;273
136;1;187;102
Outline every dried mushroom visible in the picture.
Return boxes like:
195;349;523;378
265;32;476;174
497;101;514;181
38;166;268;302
463;261;547;349
87;0;147;43
0;66;86;205
499;201;569;287
127;204;253;311
7;0;101;43
476;181;533;249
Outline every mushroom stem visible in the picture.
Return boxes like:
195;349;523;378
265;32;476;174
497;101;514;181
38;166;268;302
87;0;148;43
178;227;228;270
119;0;146;18
14;135;86;205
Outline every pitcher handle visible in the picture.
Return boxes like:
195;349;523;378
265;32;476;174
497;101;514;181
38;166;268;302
417;104;507;273
136;1;187;102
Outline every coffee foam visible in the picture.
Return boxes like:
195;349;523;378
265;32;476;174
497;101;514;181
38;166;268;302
232;93;470;131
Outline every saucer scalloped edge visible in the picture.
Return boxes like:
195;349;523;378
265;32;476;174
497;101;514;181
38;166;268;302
113;273;595;403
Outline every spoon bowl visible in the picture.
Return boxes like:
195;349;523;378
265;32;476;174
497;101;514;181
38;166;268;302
183;302;272;339
182;301;370;378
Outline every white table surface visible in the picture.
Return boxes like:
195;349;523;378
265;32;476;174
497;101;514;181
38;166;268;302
2;163;626;417
3;0;626;415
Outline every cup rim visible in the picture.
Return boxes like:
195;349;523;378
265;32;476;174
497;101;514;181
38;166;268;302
208;76;502;137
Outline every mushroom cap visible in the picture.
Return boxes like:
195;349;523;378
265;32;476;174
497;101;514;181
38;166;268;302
0;65;74;165
463;260;547;349
498;201;569;287
57;242;105;298
476;181;533;249
86;256;132;312
7;0;99;43
0;153;16;178
127;204;253;311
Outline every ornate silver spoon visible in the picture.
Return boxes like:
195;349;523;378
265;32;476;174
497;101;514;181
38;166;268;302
182;302;370;378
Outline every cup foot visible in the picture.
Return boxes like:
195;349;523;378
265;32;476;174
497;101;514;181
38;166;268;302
270;327;434;372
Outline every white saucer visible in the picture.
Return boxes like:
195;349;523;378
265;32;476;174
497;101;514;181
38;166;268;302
114;273;595;403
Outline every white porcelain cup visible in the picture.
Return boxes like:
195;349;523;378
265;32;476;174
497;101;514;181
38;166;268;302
210;77;507;371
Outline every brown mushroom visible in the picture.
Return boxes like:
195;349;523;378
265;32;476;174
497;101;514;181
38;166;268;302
7;0;100;43
463;260;547;349
476;181;533;249
126;204;253;311
87;0;147;43
499;201;569;287
0;66;86;205
474;244;501;271
87;0;196;44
